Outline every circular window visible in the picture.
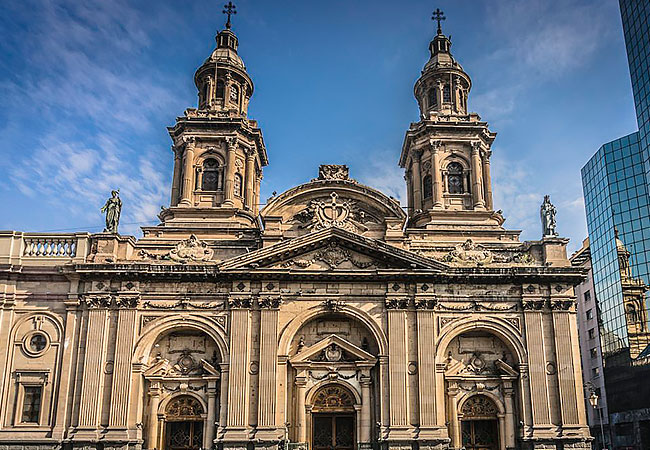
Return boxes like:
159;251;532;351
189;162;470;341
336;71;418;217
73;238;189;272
22;331;50;357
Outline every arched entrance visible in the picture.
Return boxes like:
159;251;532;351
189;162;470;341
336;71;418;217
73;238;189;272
460;395;499;450
163;396;205;450
311;384;356;450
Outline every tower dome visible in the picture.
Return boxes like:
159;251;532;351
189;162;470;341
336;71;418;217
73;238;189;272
193;3;253;117
414;10;472;118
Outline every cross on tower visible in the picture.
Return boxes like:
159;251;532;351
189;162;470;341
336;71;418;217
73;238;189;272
432;8;445;34
223;1;237;29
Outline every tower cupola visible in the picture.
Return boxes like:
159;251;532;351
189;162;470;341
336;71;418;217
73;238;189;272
194;1;253;117
414;9;472;118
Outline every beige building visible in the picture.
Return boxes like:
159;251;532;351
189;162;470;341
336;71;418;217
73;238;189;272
0;13;592;450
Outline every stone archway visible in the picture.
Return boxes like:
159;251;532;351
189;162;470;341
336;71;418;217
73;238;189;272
286;313;379;449
459;395;500;450
309;384;357;450
141;327;222;450
440;328;518;450
163;395;205;450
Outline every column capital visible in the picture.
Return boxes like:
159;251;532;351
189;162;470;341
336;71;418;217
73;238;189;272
225;136;238;150
429;139;442;151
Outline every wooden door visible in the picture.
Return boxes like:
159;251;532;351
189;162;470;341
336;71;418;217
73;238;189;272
312;414;355;450
166;420;203;450
461;419;498;450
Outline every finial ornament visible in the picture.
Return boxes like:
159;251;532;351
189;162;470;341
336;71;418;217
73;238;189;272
432;8;446;35
223;1;237;29
540;195;558;238
101;190;122;234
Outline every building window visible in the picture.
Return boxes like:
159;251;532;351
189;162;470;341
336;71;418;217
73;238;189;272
234;173;243;197
201;158;222;191
586;309;594;320
230;84;239;103
590;347;598;358
588;328;596;339
204;82;210;105
428;88;437;108
447;162;465;194
443;84;451;103
21;386;42;423
584;290;591;302
423;174;433;199
592;367;600;377
216;80;225;99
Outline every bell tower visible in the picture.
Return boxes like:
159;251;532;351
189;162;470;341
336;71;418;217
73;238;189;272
158;2;268;238
399;10;500;230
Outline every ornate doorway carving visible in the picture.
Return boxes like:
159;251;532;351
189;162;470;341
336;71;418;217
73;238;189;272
460;395;499;450
164;396;204;450
311;385;356;450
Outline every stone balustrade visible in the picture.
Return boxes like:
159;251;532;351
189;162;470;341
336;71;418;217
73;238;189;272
23;236;77;257
0;231;91;265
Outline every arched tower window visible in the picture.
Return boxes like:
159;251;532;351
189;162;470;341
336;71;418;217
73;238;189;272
230;84;239;103
423;174;433;199
203;82;210;106
428;88;437;109
447;162;465;194
234;173;243;197
201;158;222;191
216;80;225;99
443;84;451;103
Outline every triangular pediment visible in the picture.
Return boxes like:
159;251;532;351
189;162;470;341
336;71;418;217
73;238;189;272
219;227;446;271
290;334;377;365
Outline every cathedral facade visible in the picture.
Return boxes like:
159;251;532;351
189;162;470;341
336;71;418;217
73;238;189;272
0;13;592;450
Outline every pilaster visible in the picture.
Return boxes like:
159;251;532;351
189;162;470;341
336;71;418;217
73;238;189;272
105;296;139;439
73;297;110;440
224;300;251;441
385;298;411;439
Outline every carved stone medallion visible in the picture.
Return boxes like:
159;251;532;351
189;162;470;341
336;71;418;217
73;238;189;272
169;234;214;263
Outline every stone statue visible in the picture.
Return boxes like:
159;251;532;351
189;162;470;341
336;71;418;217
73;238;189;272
540;195;558;237
101;190;122;233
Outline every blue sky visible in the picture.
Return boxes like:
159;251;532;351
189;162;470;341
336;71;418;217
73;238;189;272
0;0;638;252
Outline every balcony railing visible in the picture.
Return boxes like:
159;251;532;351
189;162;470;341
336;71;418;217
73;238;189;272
0;231;90;265
23;236;77;257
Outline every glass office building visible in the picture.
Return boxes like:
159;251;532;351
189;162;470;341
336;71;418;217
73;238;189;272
580;1;650;448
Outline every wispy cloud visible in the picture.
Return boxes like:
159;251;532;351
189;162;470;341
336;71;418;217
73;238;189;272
1;0;184;234
357;151;407;207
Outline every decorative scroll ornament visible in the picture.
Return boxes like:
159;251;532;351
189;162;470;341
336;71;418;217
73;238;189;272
385;297;409;310
83;295;112;308
139;234;214;263
259;296;282;309
293;192;375;234
282;242;376;269
318;164;350;181
169;235;214;262
461;395;498;418
313;385;355;410
324;343;343;362
441;239;493;266
115;295;139;308
166;396;204;418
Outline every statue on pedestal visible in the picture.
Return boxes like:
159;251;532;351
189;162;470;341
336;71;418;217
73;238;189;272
101;190;122;233
540;195;558;238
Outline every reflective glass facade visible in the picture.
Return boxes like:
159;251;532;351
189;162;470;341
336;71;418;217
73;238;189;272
580;1;650;430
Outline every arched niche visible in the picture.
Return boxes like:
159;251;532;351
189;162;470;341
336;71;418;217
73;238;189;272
150;328;221;373
435;318;526;366
278;305;387;357
133;315;228;365
289;312;380;357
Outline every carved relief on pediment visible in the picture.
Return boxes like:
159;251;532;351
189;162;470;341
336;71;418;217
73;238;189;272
278;242;380;270
291;192;378;233
139;234;214;263
434;239;535;267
